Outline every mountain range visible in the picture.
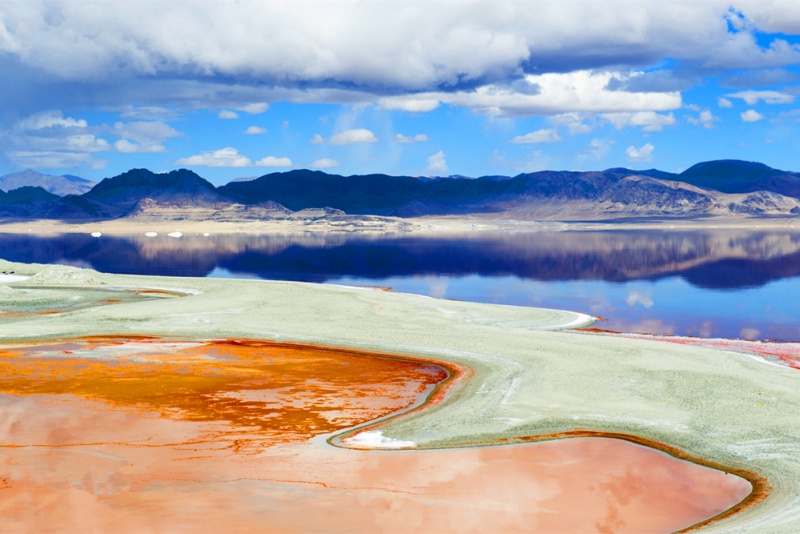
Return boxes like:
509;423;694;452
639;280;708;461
2;159;800;221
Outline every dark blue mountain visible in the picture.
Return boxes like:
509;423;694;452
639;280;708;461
84;168;228;213
676;160;800;198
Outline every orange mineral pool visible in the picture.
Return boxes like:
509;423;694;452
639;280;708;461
0;337;753;533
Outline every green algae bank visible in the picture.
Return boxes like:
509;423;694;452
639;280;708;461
1;259;799;532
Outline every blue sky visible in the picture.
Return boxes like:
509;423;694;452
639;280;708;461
2;1;800;185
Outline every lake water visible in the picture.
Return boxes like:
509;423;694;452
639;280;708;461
1;228;799;341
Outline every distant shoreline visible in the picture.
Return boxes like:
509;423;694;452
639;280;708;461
0;213;799;236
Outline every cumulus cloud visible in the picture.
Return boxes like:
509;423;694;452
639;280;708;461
394;133;428;143
510;129;561;144
329;129;378;145
602;111;676;132
175;147;252;167
549;113;595;134
3;111;111;168
111;121;182;152
626;143;655;162
718;97;734;108
114;139;166;153
1;1;799;132
3;2;795;89
741;109;764;122
244;126;267;135
379;97;441;112
726;90;795;105
218;110;240;119
18;111;88;130
310;134;325;144
395;71;682;117
255;156;292;167
239;102;268;114
427;150;448;174
687;110;718;129
310;158;339;169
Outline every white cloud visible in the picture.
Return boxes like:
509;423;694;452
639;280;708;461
379;97;441;112
549;113;595;134
626;143;655;162
119;105;176;120
244;126;267;135
4;111;112;169
310;158;339;169
739;2;800;34
510;129;561;144
602;111;676;132
4;2;793;91
741;109;764;122
114;139;166;153
114;139;139;153
718;97;733;108
255;155;292;167
329;128;378;145
394;133;428;143
239;102;268;114
175;147;252;167
687;110;717;129
726;90;794;105
112;121;182;152
427;150;448;174
310;133;325;144
218;110;239;119
398;71;682;118
576;138;614;162
18;111;87;130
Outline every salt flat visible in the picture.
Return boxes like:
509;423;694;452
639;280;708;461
1;258;798;532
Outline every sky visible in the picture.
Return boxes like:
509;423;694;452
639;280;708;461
2;0;800;185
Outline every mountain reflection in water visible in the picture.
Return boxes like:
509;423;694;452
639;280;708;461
1;229;799;341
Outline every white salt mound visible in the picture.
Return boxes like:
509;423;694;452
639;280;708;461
91;232;102;237
168;232;182;238
0;274;30;283
24;265;108;286
342;431;415;449
145;231;158;237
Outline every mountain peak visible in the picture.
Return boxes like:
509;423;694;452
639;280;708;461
678;160;788;193
83;168;228;213
0;169;96;196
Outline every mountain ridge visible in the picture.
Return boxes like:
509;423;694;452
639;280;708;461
2;159;799;221
0;169;97;196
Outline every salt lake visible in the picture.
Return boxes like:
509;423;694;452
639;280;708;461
1;227;798;341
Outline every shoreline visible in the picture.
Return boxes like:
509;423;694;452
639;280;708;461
1;260;799;531
1;214;800;237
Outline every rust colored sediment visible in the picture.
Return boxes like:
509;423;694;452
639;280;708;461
0;336;451;452
0;335;763;531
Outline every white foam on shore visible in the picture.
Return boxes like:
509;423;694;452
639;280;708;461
0;274;30;283
342;430;415;449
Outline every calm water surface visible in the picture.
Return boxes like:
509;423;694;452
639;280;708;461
1;229;799;341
